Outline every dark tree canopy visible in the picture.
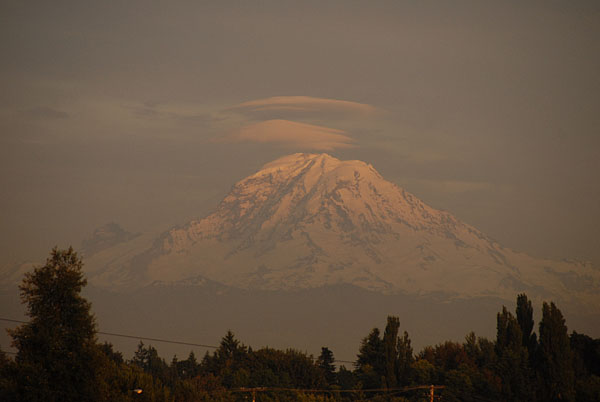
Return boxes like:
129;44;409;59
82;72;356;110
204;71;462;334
538;302;575;402
317;347;336;386
8;247;102;402
356;327;384;389
355;316;414;392
496;306;533;401
3;255;599;402
383;315;400;388
516;293;538;359
396;330;414;386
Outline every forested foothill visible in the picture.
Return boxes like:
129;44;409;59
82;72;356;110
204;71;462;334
1;248;599;401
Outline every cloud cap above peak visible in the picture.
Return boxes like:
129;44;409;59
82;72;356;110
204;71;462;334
228;96;377;120
228;119;355;151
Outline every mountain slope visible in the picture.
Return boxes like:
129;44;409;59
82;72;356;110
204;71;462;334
84;153;599;307
81;223;140;257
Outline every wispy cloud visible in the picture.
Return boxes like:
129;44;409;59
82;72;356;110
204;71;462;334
227;119;355;151
228;96;377;120
127;102;218;126
21;106;69;120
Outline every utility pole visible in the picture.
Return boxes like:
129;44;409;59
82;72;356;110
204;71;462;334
237;387;264;401
428;384;444;401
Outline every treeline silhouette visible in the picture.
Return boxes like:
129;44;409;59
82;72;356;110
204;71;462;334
1;247;599;401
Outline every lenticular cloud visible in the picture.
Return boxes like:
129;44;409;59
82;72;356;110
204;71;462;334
233;119;355;150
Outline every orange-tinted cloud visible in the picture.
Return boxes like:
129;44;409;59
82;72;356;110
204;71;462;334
229;96;376;118
230;119;355;151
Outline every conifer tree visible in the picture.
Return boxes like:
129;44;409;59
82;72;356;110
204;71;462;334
0;347;17;402
217;330;245;361
181;351;199;379
131;341;170;384
8;247;103;402
356;327;384;389
317;347;336;386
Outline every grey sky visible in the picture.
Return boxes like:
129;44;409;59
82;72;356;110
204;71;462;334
1;1;599;267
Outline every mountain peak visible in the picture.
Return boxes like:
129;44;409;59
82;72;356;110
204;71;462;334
247;153;381;197
255;153;367;177
82;154;599;308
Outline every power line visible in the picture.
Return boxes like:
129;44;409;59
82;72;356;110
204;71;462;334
0;318;25;325
0;317;355;363
230;384;444;394
333;359;354;364
0;317;218;348
98;331;218;349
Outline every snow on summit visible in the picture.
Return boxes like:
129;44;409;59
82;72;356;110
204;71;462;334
83;153;600;308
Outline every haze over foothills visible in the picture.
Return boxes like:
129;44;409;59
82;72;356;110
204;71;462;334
1;1;600;353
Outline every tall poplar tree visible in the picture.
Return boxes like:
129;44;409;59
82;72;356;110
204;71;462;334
538;302;575;402
496;306;531;401
396;330;414;386
516;293;537;358
383;316;400;388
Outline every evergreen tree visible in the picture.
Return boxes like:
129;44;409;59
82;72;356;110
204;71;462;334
217;330;246;362
131;341;169;384
99;342;124;365
181;351;199;379
317;347;336;386
0;347;17;402
464;332;479;361
337;365;357;390
209;330;248;388
8;247;103;402
538;302;575;402
356;327;384;389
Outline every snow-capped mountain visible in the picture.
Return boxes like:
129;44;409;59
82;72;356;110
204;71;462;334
84;153;599;307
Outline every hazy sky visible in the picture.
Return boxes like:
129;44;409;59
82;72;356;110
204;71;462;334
1;1;599;267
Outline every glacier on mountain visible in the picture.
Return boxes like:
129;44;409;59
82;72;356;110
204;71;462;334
80;153;599;308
